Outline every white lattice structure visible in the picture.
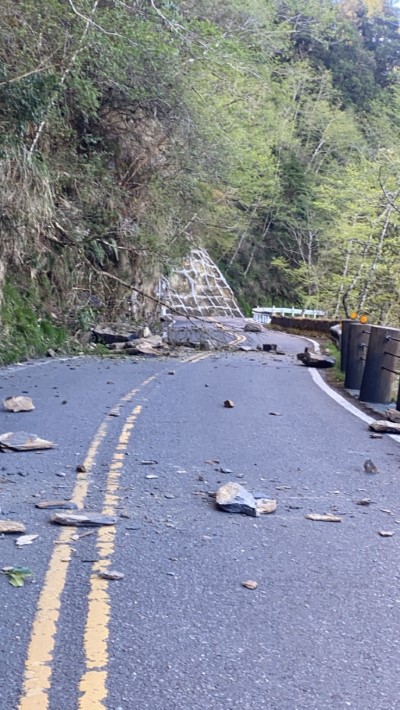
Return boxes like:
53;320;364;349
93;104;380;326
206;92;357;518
158;249;242;318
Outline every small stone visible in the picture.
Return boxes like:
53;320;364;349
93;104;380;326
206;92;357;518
51;512;117;527
386;409;400;423
269;412;282;416
97;570;125;580
141;460;158;465
305;513;342;522
256;498;277;515
242;580;258;589
46;348;56;358
219;467;233;474
56;472;66;478
35;500;78;510
223;400;235;408
370;433;383;439
16;534;39;547
378;530;394;537
364;459;379;474
168;371;176;376
0;520;26;534
356;498;372;506
145;474;158;480
3;396;35;413
76;464;86;473
164;493;174;499
216;482;257;517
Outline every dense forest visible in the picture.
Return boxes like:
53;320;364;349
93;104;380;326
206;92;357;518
2;0;400;358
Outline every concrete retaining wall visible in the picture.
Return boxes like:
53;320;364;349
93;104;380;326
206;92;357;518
271;316;339;332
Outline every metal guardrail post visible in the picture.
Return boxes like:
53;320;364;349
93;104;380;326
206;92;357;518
340;320;351;372
344;322;371;390
359;326;400;403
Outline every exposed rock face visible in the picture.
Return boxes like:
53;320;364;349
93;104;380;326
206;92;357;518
158;249;242;318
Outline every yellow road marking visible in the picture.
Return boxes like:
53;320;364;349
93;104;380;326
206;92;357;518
19;420;108;710
18;377;154;710
18;362;209;708
78;405;142;709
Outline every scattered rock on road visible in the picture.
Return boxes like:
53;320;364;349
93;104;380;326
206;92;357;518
356;498;372;506
378;530;394;537
15;534;39;547
36;500;78;510
297;348;335;369
0;520;26;534
369;420;400;434
97;570;125;581
0;432;56;451
385;409;400;423
223;400;235;408
263;344;277;352
305;513;342;522
256;498;277;515
364;458;379;474
216;482;257;517
370;433;383;439
76;464;86;473
242;580;258;589
3;396;35;413
51;512;117;527
244;321;263;333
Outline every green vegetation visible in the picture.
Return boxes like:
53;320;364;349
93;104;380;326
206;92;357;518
0;283;67;364
1;0;400;359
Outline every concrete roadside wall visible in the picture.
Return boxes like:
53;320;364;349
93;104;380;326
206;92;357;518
271;316;339;332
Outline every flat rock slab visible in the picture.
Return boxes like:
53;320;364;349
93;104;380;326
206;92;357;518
305;513;342;522
0;520;26;534
3;396;35;412
369;420;400;434
216;482;257;517
51;512;117;527
0;431;56;451
36;500;78;510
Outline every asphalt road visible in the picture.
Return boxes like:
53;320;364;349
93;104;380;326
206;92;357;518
1;334;400;710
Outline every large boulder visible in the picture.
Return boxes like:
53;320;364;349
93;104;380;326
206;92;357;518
244;321;263;333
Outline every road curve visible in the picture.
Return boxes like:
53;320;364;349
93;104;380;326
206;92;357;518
1;336;400;710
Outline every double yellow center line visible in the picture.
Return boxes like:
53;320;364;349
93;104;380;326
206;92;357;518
19;357;209;709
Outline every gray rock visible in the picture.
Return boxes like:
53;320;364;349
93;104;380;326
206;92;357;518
386;409;400;423
263;344;277;352
36;500;77;510
92;327;130;345
51;512;117;526
364;458;379;474
369;420;400;434
244;321;263;333
215;482;257;517
297;348;335;369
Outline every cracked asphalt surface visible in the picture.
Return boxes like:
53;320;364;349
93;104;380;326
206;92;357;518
1;331;400;710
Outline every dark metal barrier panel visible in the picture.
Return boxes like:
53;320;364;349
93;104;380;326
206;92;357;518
359;326;400;404
340;320;351;372
344;322;371;390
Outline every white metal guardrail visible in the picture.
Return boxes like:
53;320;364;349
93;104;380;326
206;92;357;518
252;307;326;323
